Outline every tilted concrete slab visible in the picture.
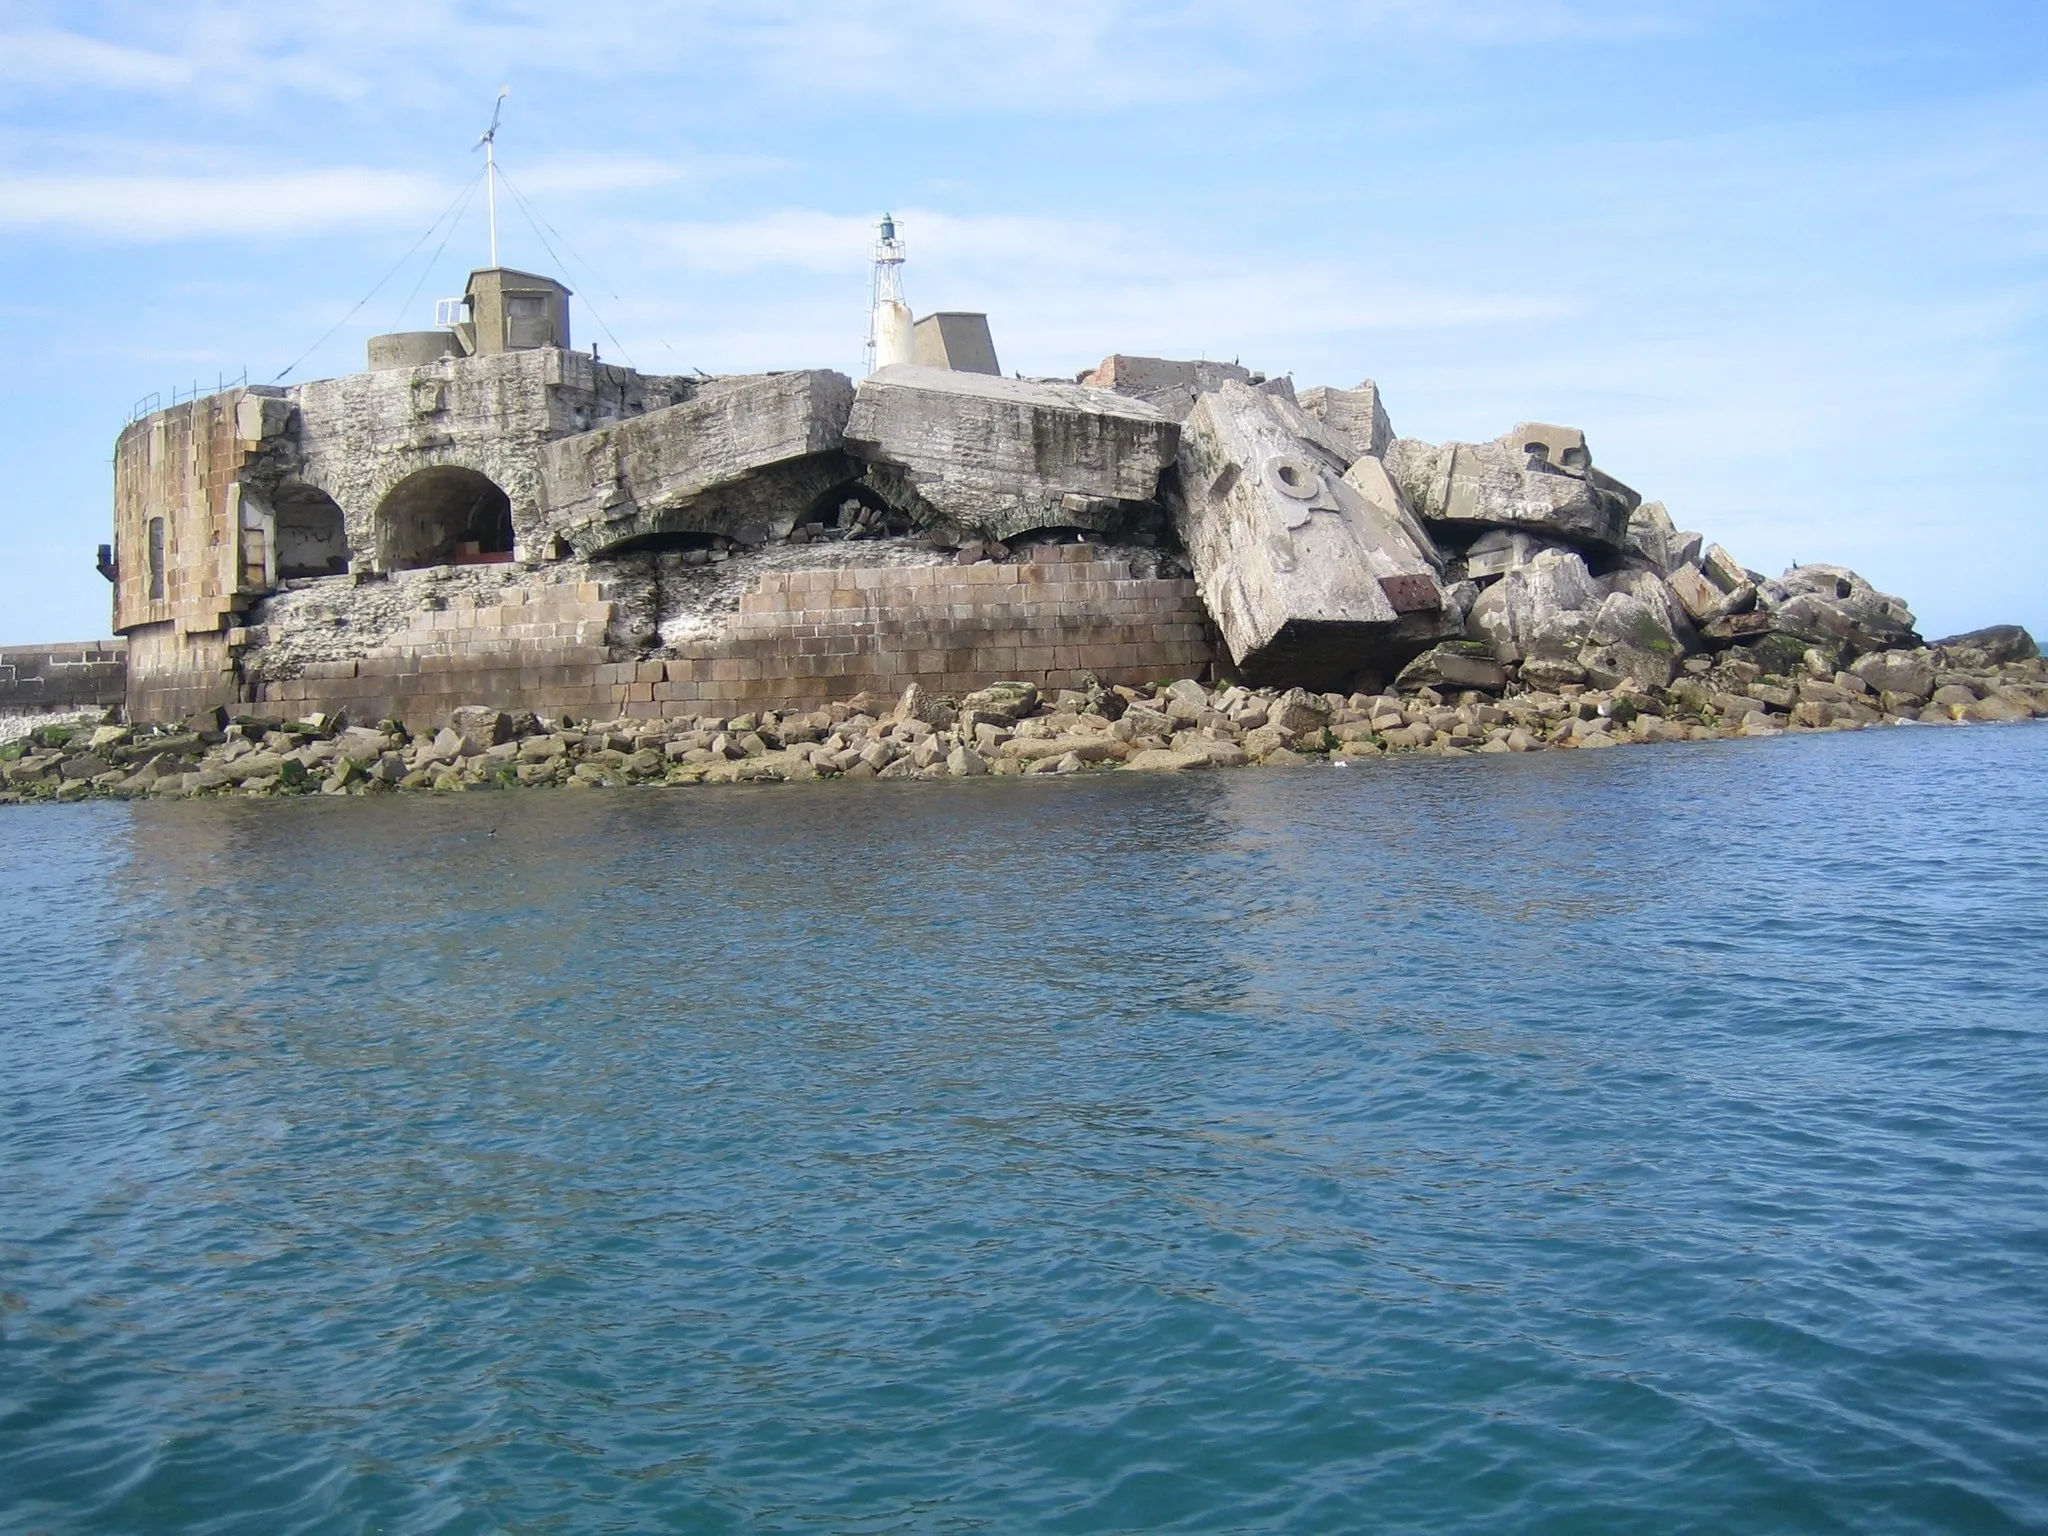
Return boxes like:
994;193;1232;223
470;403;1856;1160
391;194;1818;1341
538;370;857;557
1175;382;1448;689
1385;422;1640;552
844;364;1178;542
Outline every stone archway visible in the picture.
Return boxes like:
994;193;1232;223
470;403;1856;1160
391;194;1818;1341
375;467;514;570
273;482;350;578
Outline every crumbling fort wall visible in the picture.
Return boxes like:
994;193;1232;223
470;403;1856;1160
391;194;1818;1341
101;311;1950;741
238;542;1208;728
111;392;276;722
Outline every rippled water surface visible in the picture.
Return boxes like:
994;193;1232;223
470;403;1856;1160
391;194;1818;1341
5;725;2048;1534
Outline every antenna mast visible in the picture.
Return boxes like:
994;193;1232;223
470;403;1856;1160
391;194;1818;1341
478;88;509;268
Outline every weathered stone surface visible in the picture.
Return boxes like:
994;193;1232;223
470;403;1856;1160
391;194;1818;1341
1850;649;1936;700
1623;501;1699;576
1757;565;1919;657
1269;687;1332;734
1465;548;1603;666
539;370;857;556
1602;568;1701;656
1962;692;2033;723
1077;355;1253;422
1931;625;2038;666
1578;591;1683;689
892;682;957;730
1701;543;1751;594
1395;642;1509;693
1386;424;1639;552
1297;382;1394;462
1460;528;1571;582
1122;747;1214;771
449;705;512;746
845;365;1177;541
1666;562;1728;624
959;681;1039;725
1174;382;1447;687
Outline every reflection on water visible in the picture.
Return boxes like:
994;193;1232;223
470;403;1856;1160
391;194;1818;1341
5;725;2048;1533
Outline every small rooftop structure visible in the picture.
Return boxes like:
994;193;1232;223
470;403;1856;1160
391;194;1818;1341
368;267;573;370
912;313;1001;376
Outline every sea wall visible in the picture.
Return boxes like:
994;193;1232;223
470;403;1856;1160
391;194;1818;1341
0;641;126;717
242;544;1211;729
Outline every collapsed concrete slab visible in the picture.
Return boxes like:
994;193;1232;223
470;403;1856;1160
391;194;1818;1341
537;371;857;558
1757;565;1920;656
1077;355;1253;422
1298;382;1394;462
1622;501;1702;576
1386;422;1640;553
844;364;1178;542
1457;528;1572;582
1174;381;1448;688
1465;548;1604;667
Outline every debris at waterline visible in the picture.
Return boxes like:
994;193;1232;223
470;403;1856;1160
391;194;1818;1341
4;629;2040;805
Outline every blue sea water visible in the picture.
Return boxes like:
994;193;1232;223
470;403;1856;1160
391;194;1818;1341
3;724;2047;1534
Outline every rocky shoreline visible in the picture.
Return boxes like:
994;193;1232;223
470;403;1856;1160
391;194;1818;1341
3;627;2040;805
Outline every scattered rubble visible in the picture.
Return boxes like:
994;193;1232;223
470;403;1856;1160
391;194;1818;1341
6;626;2038;807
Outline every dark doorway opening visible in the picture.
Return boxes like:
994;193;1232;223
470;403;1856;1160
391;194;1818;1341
376;467;514;569
274;482;350;578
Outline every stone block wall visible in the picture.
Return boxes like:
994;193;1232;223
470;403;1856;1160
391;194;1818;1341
251;580;621;724
293;350;690;566
242;547;1212;728
127;625;238;723
618;547;1213;717
112;391;267;637
0;641;127;716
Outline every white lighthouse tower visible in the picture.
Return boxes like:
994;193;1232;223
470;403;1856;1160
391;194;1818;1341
865;213;914;375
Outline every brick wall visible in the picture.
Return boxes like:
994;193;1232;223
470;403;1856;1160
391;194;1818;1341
244;547;1213;728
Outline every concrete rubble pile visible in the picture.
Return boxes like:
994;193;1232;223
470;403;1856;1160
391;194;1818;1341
81;294;2047;791
6;619;2041;805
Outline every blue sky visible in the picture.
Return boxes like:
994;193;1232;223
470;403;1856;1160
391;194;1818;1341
2;0;2043;645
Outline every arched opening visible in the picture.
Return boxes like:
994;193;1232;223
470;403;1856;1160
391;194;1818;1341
789;482;905;544
376;466;514;570
274;482;350;578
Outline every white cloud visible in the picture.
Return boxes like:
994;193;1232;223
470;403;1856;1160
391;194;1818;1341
0;29;194;90
0;0;1713;114
0;168;449;239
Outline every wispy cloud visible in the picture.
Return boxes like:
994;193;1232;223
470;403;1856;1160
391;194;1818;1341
0;0;1712;114
0;28;194;91
0;168;449;239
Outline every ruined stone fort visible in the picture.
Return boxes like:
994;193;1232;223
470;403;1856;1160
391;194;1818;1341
95;254;1926;732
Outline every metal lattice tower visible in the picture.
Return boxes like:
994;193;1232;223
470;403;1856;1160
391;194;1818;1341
865;213;910;375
